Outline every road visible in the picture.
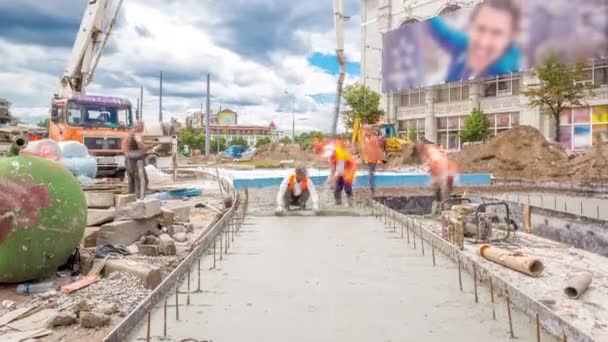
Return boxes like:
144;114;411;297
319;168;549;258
130;214;556;341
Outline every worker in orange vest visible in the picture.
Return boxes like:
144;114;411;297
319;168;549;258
329;140;357;206
363;128;384;195
276;167;319;215
416;143;458;201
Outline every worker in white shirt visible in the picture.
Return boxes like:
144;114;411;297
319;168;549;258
275;168;320;215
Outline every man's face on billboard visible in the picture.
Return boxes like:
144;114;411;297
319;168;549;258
467;5;515;73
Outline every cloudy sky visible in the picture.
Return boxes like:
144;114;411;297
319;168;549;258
0;0;362;132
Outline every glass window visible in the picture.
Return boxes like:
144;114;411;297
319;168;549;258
417;119;425;130
560;109;572;125
410;92;422;106
497;113;510;128
486;114;496;127
438;132;448;150
573;125;592;149
400;94;409;106
483;82;497;97
559;126;572;150
448;117;459;129
497;80;511;96
461;85;469;99
460;116;466;127
574;69;593;84
573;107;590;124
593;124;608;145
450;87;462;102
437;117;448;129
448;133;459;150
592;105;608;123
511;113;520;126
398;120;408;131
436;88;449;102
512;79;520;95
594;65;608;85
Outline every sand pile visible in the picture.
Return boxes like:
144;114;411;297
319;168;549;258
563;143;608;181
252;142;313;162
455;126;569;179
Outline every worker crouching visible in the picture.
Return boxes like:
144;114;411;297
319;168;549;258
276;168;320;215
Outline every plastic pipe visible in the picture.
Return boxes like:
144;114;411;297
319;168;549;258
479;244;544;277
564;272;592;299
8;136;27;156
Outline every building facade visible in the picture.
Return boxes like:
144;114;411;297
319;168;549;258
184;108;279;146
0;98;11;125
361;0;608;151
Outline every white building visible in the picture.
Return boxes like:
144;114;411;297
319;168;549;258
361;0;608;151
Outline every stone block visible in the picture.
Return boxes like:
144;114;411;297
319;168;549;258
166;204;192;222
137;244;160;256
115;194;136;208
103;259;162;289
173;232;187;243
87;209;114;226
158;234;176;256
82;227;101;248
98;218;159;247
85;192;115;209
159;208;176;226
50;312;77;327
80;311;110;328
115;199;161;220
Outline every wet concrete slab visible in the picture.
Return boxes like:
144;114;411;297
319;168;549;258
130;213;557;341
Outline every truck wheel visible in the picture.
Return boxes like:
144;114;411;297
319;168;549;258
114;170;126;180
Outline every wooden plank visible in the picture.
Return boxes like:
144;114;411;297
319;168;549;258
0;307;35;328
524;205;532;233
87;257;108;277
60;275;100;294
7;309;57;332
1;328;52;342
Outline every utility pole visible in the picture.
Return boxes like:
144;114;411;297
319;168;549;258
332;0;346;137
139;86;144;121
205;73;211;156
159;71;163;123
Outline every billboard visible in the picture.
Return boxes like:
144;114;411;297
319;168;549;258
382;0;608;93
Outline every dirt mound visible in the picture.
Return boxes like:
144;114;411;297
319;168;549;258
455;126;569;179
562;143;608;181
252;143;313;162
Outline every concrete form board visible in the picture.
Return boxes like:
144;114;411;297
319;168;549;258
375;201;607;341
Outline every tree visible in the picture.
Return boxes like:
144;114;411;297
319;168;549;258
522;54;597;142
229;136;249;148
210;137;227;152
342;83;385;130
37;119;50;129
179;127;205;151
296;131;323;150
460;108;491;143
279;136;292;144
255;137;272;148
407;128;418;142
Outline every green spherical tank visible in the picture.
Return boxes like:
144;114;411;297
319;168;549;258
0;156;87;283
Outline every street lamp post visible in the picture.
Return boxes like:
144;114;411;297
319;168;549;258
284;90;296;143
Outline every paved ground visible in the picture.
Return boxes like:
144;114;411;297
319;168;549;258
130;215;555;342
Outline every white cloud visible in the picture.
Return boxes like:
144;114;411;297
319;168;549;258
2;0;362;132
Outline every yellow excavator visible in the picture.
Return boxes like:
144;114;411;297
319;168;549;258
352;118;413;162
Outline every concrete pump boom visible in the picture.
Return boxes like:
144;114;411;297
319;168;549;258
58;0;124;98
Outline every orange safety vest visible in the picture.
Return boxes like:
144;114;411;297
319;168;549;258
331;146;356;183
288;174;309;193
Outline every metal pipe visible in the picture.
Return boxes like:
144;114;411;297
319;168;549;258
506;289;515;338
474;265;478;303
490;277;496;320
8;136;27;157
480;244;544;277
564;272;592;299
458;255;463;291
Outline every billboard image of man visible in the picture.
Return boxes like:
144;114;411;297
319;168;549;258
426;0;522;82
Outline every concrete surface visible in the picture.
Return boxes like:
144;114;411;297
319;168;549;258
130;215;555;342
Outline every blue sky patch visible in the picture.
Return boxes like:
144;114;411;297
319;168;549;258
307;52;360;76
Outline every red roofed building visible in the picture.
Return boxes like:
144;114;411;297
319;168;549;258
185;108;283;146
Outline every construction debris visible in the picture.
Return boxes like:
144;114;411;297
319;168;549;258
79;311;110;328
85;191;115;209
114;199;162;220
49;312;77;327
102;259;162;289
97;218;159;246
87;209;114;226
479;244;544;277
564;272;593;299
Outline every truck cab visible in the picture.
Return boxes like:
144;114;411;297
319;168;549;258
49;93;133;177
